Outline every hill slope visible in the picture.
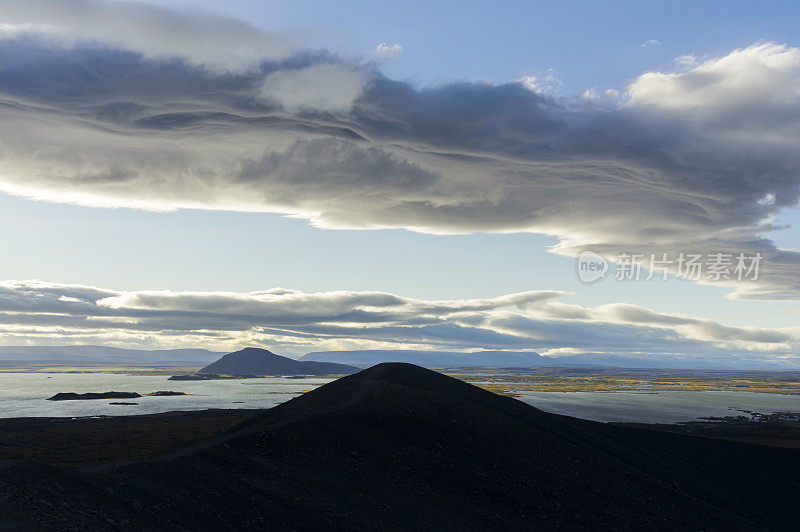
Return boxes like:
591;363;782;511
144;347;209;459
2;363;800;530
199;347;358;375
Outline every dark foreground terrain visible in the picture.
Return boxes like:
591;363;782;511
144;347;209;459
0;409;257;467
619;412;800;449
1;363;800;530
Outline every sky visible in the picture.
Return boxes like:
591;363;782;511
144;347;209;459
0;0;799;366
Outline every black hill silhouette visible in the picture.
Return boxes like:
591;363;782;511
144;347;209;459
2;363;799;529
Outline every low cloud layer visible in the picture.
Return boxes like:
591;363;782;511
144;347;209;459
0;280;797;366
0;2;799;299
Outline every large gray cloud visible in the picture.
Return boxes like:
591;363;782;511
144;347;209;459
0;0;294;70
0;280;796;365
0;3;799;299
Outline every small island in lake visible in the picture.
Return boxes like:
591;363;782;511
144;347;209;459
168;373;218;381
167;373;251;381
47;391;187;401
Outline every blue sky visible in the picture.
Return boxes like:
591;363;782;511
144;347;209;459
1;193;797;330
155;0;800;92
0;0;798;364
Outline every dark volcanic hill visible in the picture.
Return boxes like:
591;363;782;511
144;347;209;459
2;363;800;530
199;347;358;376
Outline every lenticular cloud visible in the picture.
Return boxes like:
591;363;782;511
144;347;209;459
0;2;799;299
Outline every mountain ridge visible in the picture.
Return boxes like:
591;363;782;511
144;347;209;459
301;349;800;370
0;345;221;364
300;349;546;367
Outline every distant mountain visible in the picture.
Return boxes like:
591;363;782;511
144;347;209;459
300;350;546;367
300;349;800;370
545;353;800;370
200;347;358;376
5;345;795;370
0;345;222;364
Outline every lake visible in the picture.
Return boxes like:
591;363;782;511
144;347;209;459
517;389;800;423
0;372;334;418
0;372;797;423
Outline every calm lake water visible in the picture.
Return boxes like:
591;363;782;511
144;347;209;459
517;390;800;423
0;372;797;423
0;372;334;418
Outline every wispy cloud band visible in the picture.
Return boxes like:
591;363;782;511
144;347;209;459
0;280;796;366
